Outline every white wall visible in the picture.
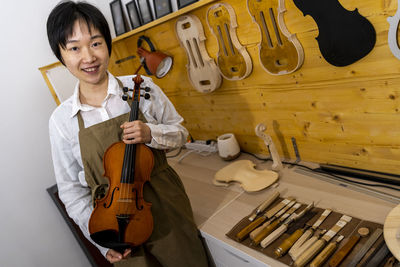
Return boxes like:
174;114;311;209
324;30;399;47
0;0;111;266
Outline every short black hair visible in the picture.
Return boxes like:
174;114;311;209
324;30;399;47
46;1;112;64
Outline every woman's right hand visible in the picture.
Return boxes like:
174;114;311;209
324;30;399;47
106;248;131;263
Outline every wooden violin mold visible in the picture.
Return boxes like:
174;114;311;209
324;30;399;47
247;0;304;75
388;0;400;60
206;2;252;80
175;14;222;93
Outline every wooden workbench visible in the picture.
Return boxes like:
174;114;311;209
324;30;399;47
167;150;400;266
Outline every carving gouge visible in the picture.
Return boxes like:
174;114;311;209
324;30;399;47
235;197;294;241
248;191;280;221
289;209;332;260
261;202;314;248
294;215;352;267
252;201;301;246
309;235;344;267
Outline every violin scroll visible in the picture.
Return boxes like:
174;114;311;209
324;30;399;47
255;123;282;171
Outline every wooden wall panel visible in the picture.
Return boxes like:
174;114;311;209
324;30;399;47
109;0;400;174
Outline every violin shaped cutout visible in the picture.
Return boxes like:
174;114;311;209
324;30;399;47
247;0;304;75
175;14;222;93
388;0;400;60
213;160;278;192
206;2;252;80
293;0;376;66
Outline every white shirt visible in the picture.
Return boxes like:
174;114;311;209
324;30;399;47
49;73;188;256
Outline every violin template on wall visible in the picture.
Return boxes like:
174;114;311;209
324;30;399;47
293;0;376;67
247;0;304;75
175;14;222;93
206;2;253;81
387;0;400;60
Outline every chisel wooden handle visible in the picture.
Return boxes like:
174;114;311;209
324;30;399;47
275;228;304;257
328;235;360;267
291;233;318;260
236;216;266;241
289;228;313;258
310;241;337;267
250;221;269;240
294;239;326;267
253;219;279;245
261;224;287;248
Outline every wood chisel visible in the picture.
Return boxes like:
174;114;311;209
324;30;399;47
309;235;344;267
251;201;301;246
293;215;352;267
248;191;280;221
346;228;383;267
274;209;318;258
235;197;294;241
328;226;370;267
260;202;314;248
249;199;296;240
289;209;332;260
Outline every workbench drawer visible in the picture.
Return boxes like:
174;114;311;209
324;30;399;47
201;232;269;267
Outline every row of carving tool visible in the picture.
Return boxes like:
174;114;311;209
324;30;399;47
233;191;387;266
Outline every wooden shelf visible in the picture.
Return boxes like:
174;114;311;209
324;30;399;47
112;0;217;43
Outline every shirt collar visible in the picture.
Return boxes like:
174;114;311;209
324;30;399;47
70;72;121;118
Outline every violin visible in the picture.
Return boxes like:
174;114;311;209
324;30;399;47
175;14;222;93
206;2;252;80
89;75;154;252
293;0;375;67
247;0;304;75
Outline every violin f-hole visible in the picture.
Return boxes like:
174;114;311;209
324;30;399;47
103;187;119;208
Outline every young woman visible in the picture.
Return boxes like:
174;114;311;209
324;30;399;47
47;1;208;266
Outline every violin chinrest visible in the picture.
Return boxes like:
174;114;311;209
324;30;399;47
213;160;278;192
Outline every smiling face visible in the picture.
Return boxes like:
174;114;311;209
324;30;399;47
60;20;109;92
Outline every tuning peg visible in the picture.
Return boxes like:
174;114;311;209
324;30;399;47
122;87;129;93
143;93;150;100
144;86;151;92
122;94;129;101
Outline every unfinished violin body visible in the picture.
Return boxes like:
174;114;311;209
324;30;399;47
213;160;278;192
175;14;222;93
293;0;375;66
206;2;252;80
247;0;304;75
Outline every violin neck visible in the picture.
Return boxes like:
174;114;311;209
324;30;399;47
121;87;141;184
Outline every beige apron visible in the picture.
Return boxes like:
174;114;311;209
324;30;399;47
77;96;208;267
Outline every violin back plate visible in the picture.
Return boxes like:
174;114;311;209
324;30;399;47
247;0;304;75
214;160;278;192
175;14;222;93
206;2;253;80
293;0;376;66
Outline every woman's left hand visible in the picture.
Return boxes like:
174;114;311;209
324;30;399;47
121;120;152;144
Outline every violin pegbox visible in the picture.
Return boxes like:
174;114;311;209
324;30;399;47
122;85;151;101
